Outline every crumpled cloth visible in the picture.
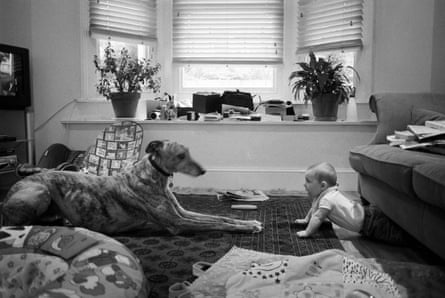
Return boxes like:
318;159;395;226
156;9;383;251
190;247;401;298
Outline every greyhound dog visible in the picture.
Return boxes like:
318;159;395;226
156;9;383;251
2;140;263;235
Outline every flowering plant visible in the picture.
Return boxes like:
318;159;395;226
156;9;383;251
94;43;161;99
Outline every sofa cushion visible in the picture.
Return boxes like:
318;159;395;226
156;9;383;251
410;108;445;125
413;162;445;209
369;93;445;144
349;144;445;196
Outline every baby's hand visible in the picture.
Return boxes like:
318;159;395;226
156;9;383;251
296;230;309;238
294;219;307;225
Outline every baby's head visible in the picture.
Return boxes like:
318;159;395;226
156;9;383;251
304;162;337;198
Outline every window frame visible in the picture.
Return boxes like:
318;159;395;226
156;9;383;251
80;0;374;104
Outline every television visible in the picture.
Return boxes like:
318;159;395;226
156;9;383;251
0;43;31;110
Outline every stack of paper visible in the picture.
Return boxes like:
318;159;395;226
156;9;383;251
425;120;445;131
387;122;445;150
394;130;416;141
407;125;445;141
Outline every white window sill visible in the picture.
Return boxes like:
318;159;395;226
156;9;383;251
61;118;376;127
68;97;376;122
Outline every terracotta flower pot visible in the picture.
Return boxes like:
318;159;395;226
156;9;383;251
110;92;141;118
311;94;340;121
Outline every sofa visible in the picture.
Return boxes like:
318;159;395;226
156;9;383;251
349;93;445;260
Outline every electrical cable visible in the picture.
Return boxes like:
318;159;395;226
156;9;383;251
33;99;76;132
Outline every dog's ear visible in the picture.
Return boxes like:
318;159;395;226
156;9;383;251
146;140;164;154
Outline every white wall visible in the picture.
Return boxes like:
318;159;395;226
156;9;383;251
0;0;31;47
29;0;82;159
62;120;376;191
373;0;435;92
431;0;445;93
0;0;31;162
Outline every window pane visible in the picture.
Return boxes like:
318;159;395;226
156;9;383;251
302;50;357;83
181;65;275;90
319;50;355;76
97;40;149;61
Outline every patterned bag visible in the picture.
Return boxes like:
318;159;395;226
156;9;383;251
83;121;143;176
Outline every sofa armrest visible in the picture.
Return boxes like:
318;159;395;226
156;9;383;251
369;93;445;144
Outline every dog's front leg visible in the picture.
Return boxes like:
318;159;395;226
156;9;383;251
158;191;263;234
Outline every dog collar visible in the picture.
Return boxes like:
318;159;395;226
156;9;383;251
149;155;172;177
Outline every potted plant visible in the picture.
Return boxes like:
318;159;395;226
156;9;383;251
289;51;358;121
94;43;161;118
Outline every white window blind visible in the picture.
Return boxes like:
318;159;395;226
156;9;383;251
173;0;284;63
297;0;363;53
89;0;157;42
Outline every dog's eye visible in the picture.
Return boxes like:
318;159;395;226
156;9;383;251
177;153;186;160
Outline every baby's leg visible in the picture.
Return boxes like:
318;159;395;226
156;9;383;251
361;205;412;245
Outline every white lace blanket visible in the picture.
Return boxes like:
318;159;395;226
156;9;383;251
189;247;401;298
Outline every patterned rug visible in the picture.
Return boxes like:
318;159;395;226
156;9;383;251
114;193;343;298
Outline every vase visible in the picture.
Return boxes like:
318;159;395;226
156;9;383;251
109;92;141;118
311;94;340;121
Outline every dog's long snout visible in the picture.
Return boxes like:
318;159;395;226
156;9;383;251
190;161;206;177
198;167;206;176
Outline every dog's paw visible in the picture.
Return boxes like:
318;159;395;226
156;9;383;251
247;220;263;233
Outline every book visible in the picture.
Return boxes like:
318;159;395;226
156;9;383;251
394;130;416;141
386;135;406;146
425;120;445;131
218;189;269;202
407;125;445;141
399;139;445;150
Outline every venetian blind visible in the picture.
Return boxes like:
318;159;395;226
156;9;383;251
297;0;363;53
89;0;157;42
172;0;284;63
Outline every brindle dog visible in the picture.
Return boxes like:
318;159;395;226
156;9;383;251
1;140;263;235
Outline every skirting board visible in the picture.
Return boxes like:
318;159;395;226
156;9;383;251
171;167;359;191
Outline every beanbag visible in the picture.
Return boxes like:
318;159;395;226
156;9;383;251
0;226;147;298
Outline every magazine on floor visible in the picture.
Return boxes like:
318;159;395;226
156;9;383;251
217;190;270;202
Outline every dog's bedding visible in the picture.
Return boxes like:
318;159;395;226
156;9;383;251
0;226;147;298
114;194;343;298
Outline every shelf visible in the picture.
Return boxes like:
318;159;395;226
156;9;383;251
61;119;377;127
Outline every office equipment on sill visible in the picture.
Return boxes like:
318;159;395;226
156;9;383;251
192;92;221;114
220;90;254;111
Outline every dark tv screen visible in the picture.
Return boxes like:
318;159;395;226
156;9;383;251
0;43;31;110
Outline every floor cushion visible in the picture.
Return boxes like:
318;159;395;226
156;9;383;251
0;226;147;298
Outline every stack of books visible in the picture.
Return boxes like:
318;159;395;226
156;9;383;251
425;120;445;130
387;120;445;150
217;189;269;202
386;130;416;147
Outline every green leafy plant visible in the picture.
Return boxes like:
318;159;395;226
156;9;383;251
289;51;359;104
94;43;161;99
